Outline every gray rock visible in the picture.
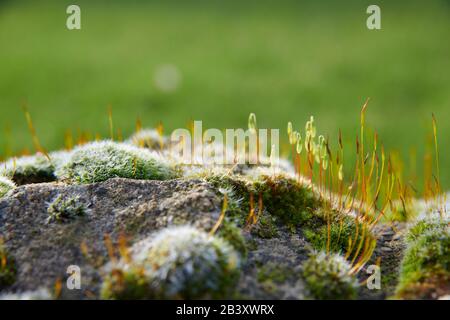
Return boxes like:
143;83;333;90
0;178;223;299
0;177;311;300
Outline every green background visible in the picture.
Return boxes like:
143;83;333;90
0;0;449;190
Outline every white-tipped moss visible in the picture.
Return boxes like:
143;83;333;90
127;129;167;150
101;226;241;299
56;141;176;184
302;252;358;300
0;176;15;198
0;150;71;185
46;194;87;223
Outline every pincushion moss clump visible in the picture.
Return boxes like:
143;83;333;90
0;151;71;185
101;226;241;299
56;141;176;184
301;252;358;300
127;129;167;150
1;153;54;185
46;195;87;223
395;216;450;299
0;176;15;198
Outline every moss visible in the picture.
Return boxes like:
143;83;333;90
257;262;290;283
0;151;70;185
101;267;150;300
301;251;358;300
206;170;374;262
217;219;247;258
382;199;419;223
0;176;16;198
251;213;279;239
0;242;16;289
396;217;450;299
57;141;176;184
46;195;87;223
405;217;448;243
207;173;320;227
127;129;167;150
101;226;241;299
252;175;320;226
303;214;373;257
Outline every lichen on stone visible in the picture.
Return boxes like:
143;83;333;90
56;141;177;184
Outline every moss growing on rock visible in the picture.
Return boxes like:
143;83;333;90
302;251;358;300
46;195;87;223
0;176;15;198
101;226;241;299
0;288;52;300
0;241;16;289
206;172;320;227
0;151;71;185
217;219;248;258
251;212;279;239
396;217;450;299
127;129;167;150
303;214;374;257
101;267;150;300
57;141;176;184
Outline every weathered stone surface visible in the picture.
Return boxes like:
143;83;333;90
0;177;312;299
0;178;223;299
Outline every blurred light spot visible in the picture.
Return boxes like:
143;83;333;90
153;64;182;93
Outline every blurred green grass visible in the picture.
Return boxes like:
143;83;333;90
0;0;449;189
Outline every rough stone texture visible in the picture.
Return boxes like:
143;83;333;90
238;225;309;299
0;178;223;299
0;177;411;300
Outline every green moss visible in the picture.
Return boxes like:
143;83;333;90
252;213;279;239
405;217;448;243
206;171;375;262
101;267;150;300
0;176;15;198
303;214;373;257
46;195;87;223
207;173;320;227
57;141;176;184
302;251;358;300
252;175;320;226
217;219;247;258
0;243;16;289
396;217;450;299
1;151;70;185
101;226;241;299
